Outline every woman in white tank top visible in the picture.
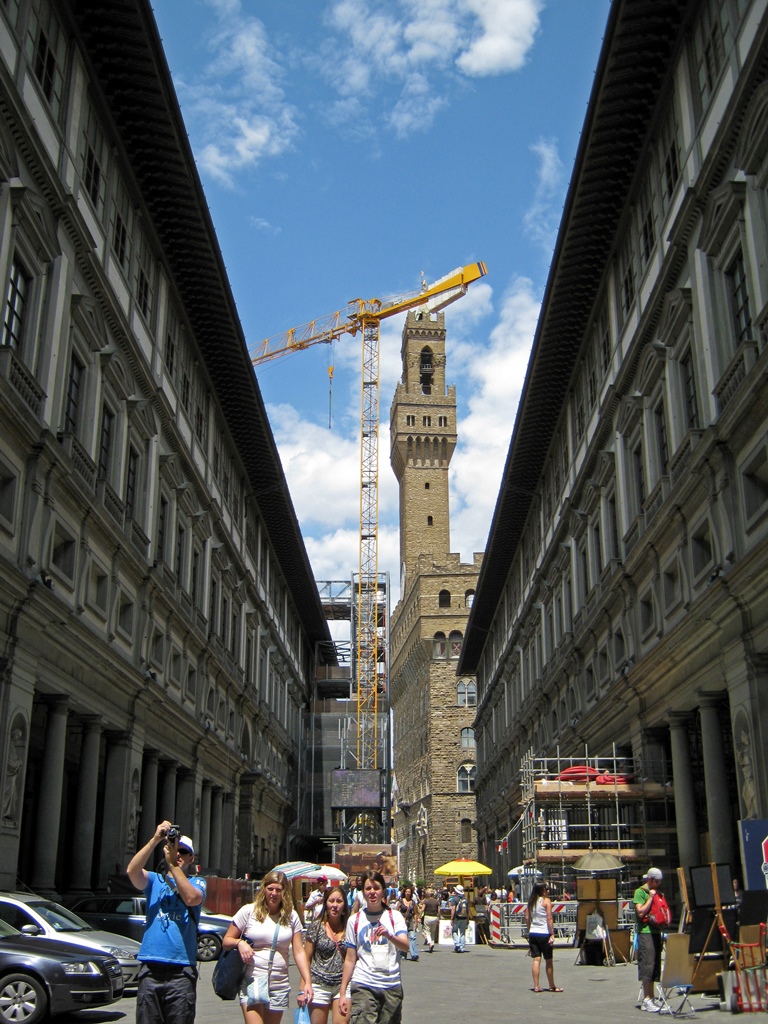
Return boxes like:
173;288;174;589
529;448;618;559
524;883;562;993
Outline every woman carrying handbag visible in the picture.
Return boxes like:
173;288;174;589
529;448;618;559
222;869;313;1024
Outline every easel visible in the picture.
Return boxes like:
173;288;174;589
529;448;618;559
575;877;625;965
690;862;728;989
676;866;692;932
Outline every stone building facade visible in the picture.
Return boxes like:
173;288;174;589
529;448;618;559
389;311;480;884
460;0;768;887
0;0;329;894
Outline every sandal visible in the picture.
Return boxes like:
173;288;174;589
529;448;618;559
549;987;564;992
533;988;543;993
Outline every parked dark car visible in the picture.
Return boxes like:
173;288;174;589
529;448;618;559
67;895;232;962
0;892;140;988
0;918;123;1024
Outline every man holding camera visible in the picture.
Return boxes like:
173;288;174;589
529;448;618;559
127;819;206;1024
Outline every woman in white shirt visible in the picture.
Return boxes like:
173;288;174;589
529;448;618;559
338;871;409;1024
223;869;313;1024
524;882;562;993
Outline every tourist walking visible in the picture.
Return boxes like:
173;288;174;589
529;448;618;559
338;870;408;1024
525;882;562;992
397;885;420;961
450;885;469;953
305;887;348;1024
420;888;439;952
127;821;206;1024
222;868;313;1024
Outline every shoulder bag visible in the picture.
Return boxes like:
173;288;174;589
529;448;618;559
212;919;248;1001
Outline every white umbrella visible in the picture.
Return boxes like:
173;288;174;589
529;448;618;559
508;865;543;878
302;866;348;882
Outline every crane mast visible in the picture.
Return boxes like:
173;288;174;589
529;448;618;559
251;263;487;775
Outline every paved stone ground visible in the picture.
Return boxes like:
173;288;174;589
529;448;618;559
65;941;724;1024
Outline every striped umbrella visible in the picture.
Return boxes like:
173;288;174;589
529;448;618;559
273;860;322;879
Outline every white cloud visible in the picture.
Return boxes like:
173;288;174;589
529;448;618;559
523;136;566;255
449;275;540;558
457;0;543;76
171;0;299;186
320;0;542;135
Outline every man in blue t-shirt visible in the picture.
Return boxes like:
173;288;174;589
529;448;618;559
127;819;206;1024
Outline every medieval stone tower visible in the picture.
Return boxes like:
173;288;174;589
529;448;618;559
389;310;481;887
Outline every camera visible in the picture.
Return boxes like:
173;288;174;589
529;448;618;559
166;825;181;841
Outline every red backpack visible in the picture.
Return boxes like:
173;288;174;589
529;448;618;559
645;891;672;927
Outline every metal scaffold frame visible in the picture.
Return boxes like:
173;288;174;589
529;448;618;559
520;745;674;872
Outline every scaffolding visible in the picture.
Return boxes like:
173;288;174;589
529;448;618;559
520;746;674;872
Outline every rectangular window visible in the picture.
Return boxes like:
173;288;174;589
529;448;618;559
618;236;637;320
97;404;114;480
681;350;700;429
632;442;646;514
125;446;138;518
134;227;155;321
110;176;132;273
726;248;753;350
694;0;730;110
175;522;185;581
157;496;168;562
3;256;29;351
191;546;201;606
25;0;67;120
654;401;669;476
165;306;178;379
659;102;682;211
422;415;431;427
81;105;107;217
64;352;83;434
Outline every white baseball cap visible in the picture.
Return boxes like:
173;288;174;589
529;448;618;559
178;836;195;856
643;867;662;881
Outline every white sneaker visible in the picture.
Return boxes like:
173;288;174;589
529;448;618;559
641;998;661;1013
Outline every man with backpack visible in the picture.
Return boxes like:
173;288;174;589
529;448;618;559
634;867;672;1012
450;885;470;953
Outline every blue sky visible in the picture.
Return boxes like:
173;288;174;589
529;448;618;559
150;0;611;606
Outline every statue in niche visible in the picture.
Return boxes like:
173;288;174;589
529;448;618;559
2;726;25;826
734;714;757;819
126;771;141;852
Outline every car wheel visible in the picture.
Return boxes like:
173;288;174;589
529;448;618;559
197;933;222;962
0;973;48;1024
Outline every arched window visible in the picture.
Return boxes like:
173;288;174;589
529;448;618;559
457;764;476;792
460;818;472;844
457;680;477;706
439;589;451;608
461;727;475;749
449;630;463;658
465;589;475;608
420;346;433;394
433;631;447;658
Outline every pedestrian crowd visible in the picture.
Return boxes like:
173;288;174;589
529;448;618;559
125;821;681;1024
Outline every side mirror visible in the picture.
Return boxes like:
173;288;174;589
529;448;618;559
21;924;42;935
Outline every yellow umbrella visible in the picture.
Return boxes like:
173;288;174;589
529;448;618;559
434;858;492;876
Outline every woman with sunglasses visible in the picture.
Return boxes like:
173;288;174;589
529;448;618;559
338;871;409;1024
222;869;313;1024
525;882;562;992
305;886;349;1024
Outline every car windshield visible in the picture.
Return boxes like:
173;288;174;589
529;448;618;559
0;919;21;937
30;901;92;932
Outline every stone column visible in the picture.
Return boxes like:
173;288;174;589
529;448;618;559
200;782;212;871
699;695;736;867
176;770;195;837
667;713;700;868
70;716;104;891
31;696;69;892
221;791;236;878
209;788;223;875
98;732;132;886
139;750;160;846
160;760;177;822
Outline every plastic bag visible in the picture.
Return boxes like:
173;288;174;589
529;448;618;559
294;1006;310;1024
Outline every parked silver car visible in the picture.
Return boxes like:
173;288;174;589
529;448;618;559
67;894;232;961
0;892;140;988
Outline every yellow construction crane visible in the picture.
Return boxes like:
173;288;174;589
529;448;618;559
251;262;487;774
